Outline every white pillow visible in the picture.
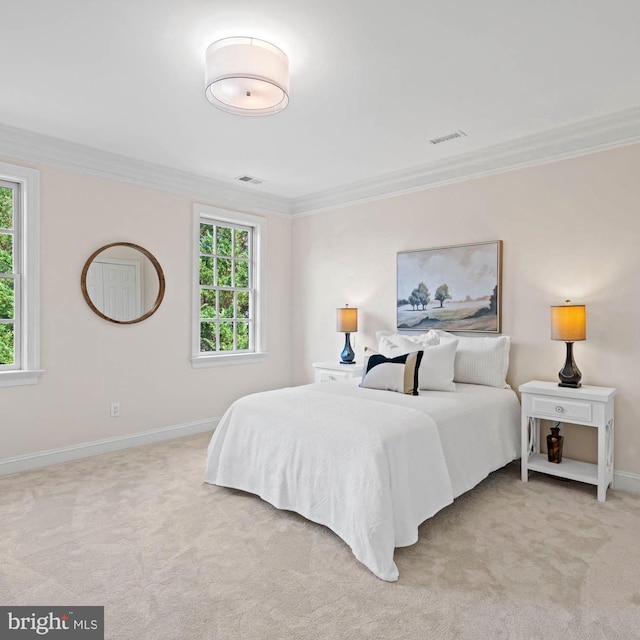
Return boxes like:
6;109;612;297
381;335;457;392
377;334;406;358
376;330;439;358
434;330;511;388
399;330;440;347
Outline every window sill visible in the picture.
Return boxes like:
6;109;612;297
0;369;45;388
191;353;267;368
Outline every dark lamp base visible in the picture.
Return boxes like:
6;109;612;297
340;332;355;365
558;341;582;389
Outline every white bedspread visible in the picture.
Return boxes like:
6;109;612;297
317;380;522;499
204;381;520;581
204;386;454;582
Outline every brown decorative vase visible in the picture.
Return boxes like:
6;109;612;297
547;425;564;464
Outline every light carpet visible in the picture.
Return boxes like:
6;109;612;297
1;432;640;640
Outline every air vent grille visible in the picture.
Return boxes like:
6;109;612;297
235;174;265;185
430;130;467;145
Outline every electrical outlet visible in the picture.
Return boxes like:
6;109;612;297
110;402;120;417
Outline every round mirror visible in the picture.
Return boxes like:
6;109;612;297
81;242;166;324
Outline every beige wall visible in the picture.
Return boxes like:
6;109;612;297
3;142;640;478
291;143;640;475
1;163;292;459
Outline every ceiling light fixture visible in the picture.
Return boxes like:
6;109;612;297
204;37;289;116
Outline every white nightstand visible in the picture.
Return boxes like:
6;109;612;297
312;362;364;383
519;380;616;502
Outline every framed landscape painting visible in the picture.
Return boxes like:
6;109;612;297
397;240;502;333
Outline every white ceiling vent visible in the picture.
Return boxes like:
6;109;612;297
430;130;467;145
235;174;265;185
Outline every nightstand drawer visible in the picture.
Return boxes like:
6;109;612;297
318;370;350;382
531;396;592;422
313;362;364;383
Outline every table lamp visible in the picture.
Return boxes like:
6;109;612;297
551;300;586;388
336;304;358;364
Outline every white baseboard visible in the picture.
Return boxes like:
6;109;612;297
613;469;640;495
0;418;219;477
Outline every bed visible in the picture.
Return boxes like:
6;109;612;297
204;358;520;581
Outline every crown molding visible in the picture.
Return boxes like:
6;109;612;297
0;123;292;218
2;105;640;220
291;105;640;216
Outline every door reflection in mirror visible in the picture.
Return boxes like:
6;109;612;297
81;243;165;324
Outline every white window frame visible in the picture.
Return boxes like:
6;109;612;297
191;204;266;368
0;161;42;387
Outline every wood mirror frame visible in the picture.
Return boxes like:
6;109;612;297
81;242;166;324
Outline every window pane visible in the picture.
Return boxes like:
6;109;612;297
0;234;13;273
219;290;234;318
220;322;234;350
200;321;217;352
200;289;217;318
235;259;249;288
237;290;249;318
195;210;259;360
217;258;232;286
200;223;213;254
234;229;249;258
0;187;12;230
237;322;249;350
216;226;232;256
0;279;14;319
199;257;213;285
0;323;14;365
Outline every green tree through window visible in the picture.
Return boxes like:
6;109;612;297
0;185;15;365
0;163;41;386
198;221;252;353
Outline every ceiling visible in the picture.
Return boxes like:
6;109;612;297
2;0;640;212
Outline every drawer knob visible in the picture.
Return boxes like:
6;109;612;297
555;406;564;413
329;375;336;381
